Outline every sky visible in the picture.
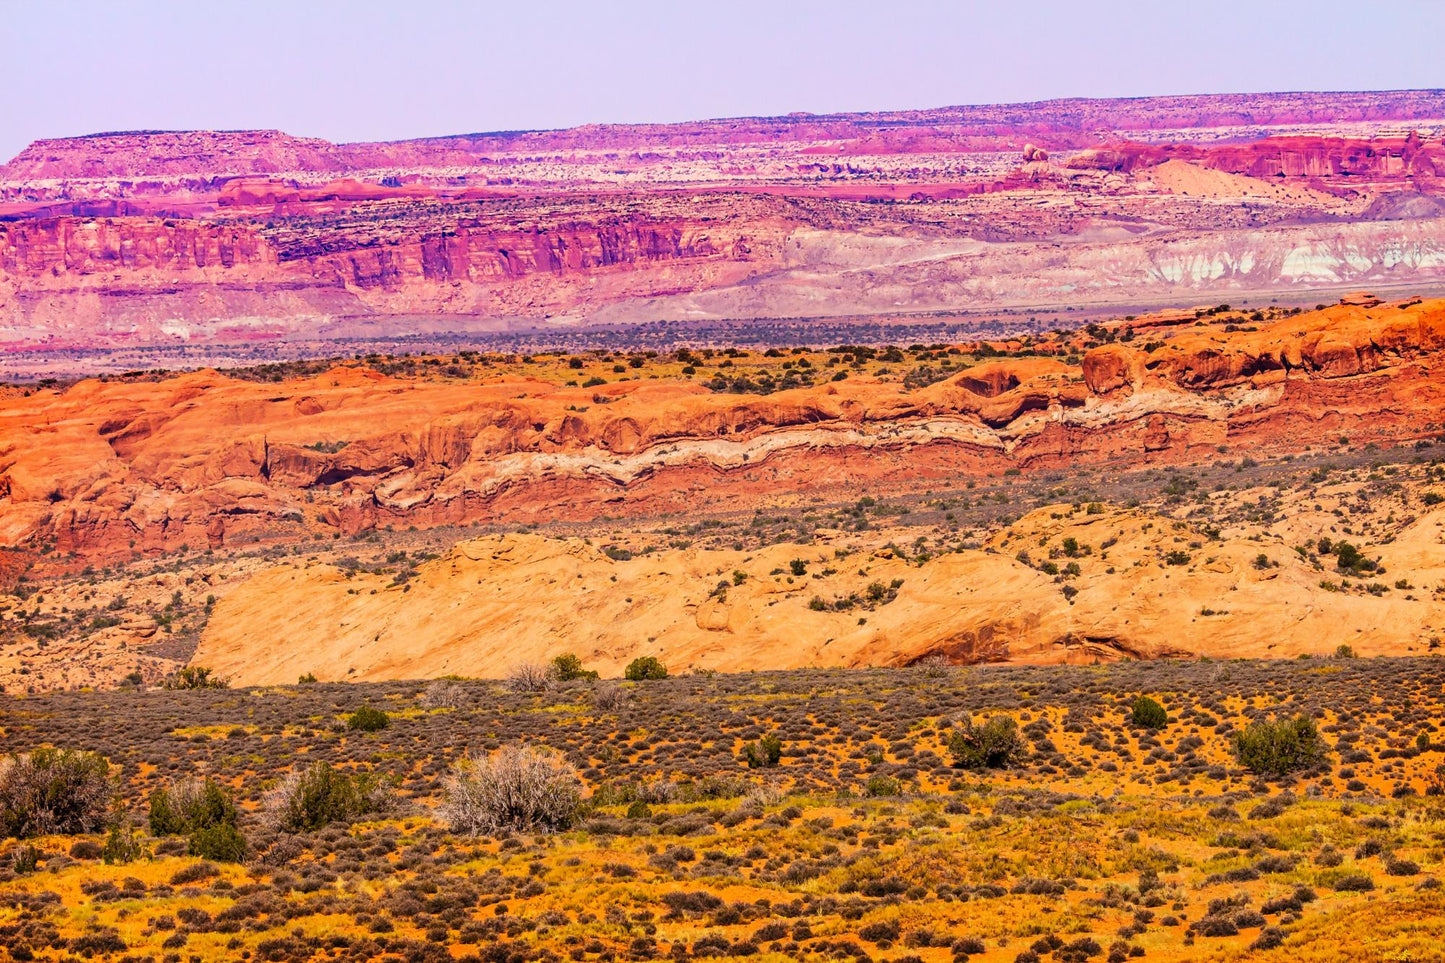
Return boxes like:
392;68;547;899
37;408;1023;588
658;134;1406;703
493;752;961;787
3;0;1443;161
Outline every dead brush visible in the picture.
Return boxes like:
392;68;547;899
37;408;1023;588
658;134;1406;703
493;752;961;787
504;663;555;694
441;745;582;836
420;679;468;709
590;683;629;712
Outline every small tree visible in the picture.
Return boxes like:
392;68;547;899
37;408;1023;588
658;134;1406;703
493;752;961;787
1232;716;1328;776
101;822;147;865
347;706;390;732
946;715;1025;770
1131;696;1169;730
188;822;248;862
0;749;113;838
147;777;246;861
625;656;668;681
148;778;237;837
266;762;391;833
743;734;784;769
441;745;583;836
552;653;598;682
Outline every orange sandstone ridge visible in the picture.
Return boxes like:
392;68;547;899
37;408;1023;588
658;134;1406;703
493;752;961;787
1;300;1441;567
194;500;1445;686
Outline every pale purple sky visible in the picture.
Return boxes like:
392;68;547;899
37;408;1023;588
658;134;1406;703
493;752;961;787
4;0;1443;162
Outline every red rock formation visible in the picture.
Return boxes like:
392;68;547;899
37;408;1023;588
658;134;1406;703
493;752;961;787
0;217;274;274
0;194;787;314
6;91;1445;366
1067;135;1445;186
3;301;1440;567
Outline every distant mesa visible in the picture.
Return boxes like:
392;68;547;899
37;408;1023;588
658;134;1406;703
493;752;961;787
6;90;1445;372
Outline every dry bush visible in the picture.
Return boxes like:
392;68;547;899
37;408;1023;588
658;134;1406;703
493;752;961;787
0;749;112;838
637;778;679;805
591;683;628;712
744;781;786;808
421;679;468;709
505;663;555;693
441;745;582;835
914;654;956;679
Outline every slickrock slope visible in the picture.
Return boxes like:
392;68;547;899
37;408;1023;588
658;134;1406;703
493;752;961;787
194;501;1445;685
1;300;1442;565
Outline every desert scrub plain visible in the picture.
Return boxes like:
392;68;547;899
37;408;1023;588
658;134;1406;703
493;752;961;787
0;659;1444;962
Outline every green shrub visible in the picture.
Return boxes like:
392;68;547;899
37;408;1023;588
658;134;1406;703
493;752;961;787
101;823;146;864
148;778;238;837
11;843;39;873
347;706;390;732
624;656;668;681
188;822;248;862
946;715;1026;770
1130;696;1169;730
1332;541;1379;575
1231;715;1328;776
551;653;598;682
267;762;391;833
864;775;900;797
0;748;113;838
742;734;783;769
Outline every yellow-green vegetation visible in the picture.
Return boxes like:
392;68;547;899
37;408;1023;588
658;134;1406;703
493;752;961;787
0;661;1443;962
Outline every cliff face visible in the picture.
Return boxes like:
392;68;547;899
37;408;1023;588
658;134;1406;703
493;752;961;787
0;217;275;275
2;301;1440;565
0;208;765;284
0;201;784;338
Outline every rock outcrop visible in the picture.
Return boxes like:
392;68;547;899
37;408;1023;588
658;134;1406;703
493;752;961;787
3;300;1441;565
1067;135;1445;185
193;500;1445;685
